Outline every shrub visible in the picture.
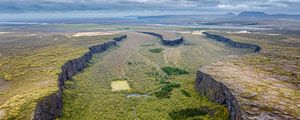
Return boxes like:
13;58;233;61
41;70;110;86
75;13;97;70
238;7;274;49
161;67;189;75
161;85;174;92
180;89;191;97
127;61;133;65
169;107;214;120
159;79;170;84
154;90;171;98
154;82;181;98
141;44;155;47
149;48;164;53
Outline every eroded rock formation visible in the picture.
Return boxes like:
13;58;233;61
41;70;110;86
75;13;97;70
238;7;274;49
195;33;264;120
196;61;299;120
33;35;127;120
195;33;299;119
139;31;184;46
195;71;242;120
203;32;261;52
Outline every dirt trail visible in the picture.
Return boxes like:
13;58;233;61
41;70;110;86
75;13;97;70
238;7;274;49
163;47;182;67
0;78;8;91
0;110;4;119
101;32;154;78
122;55;130;77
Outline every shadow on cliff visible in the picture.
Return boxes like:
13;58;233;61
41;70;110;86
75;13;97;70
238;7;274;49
196;32;262;120
138;31;185;46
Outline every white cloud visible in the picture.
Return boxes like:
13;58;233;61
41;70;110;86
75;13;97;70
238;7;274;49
0;0;300;13
217;4;250;10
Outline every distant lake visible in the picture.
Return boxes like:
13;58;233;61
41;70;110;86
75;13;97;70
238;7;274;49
0;11;271;31
0;10;200;20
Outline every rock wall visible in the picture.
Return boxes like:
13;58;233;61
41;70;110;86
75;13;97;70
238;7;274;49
203;32;261;52
139;31;184;46
162;37;184;46
196;33;262;119
195;71;242;120
33;35;127;120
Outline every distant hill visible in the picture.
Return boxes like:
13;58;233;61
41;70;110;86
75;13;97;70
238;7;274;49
237;11;268;18
224;12;236;17
236;11;300;19
133;12;300;20
136;15;202;19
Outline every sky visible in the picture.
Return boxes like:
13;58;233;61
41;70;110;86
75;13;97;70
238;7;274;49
0;0;300;19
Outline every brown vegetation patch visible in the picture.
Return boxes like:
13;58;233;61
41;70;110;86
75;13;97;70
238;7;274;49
111;81;131;91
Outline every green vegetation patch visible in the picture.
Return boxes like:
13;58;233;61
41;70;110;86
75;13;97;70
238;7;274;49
147;70;182;98
154;76;181;98
154;82;181;98
169;107;215;120
141;43;155;47
154;90;171;98
161;83;181;92
149;48;164;53
180;89;191;97
161;66;189;75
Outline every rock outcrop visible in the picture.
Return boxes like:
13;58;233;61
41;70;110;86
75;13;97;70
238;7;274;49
195;33;299;119
33;35;127;120
195;71;242;120
195;33;264;119
203;32;261;52
139;31;184;46
196;61;300;120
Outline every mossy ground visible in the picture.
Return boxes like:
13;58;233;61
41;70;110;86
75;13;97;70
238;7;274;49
62;32;250;120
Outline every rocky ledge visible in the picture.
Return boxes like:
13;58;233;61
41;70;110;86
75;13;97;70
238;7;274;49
139;31;184;46
198;33;260;119
203;32;261;52
33;35;127;120
196;61;299;120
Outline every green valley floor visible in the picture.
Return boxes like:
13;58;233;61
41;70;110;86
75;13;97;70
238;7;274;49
62;31;251;120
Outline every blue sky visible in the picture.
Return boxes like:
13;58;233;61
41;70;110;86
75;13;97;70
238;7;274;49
0;0;300;19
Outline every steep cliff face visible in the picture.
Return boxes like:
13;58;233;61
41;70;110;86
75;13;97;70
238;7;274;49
195;71;242;120
203;32;261;52
162;37;184;46
196;60;300;120
195;33;263;120
113;35;127;42
33;35;127;120
139;31;184;46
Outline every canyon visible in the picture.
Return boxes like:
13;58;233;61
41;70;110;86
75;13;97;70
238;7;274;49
0;26;298;120
34;35;127;120
196;32;299;119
